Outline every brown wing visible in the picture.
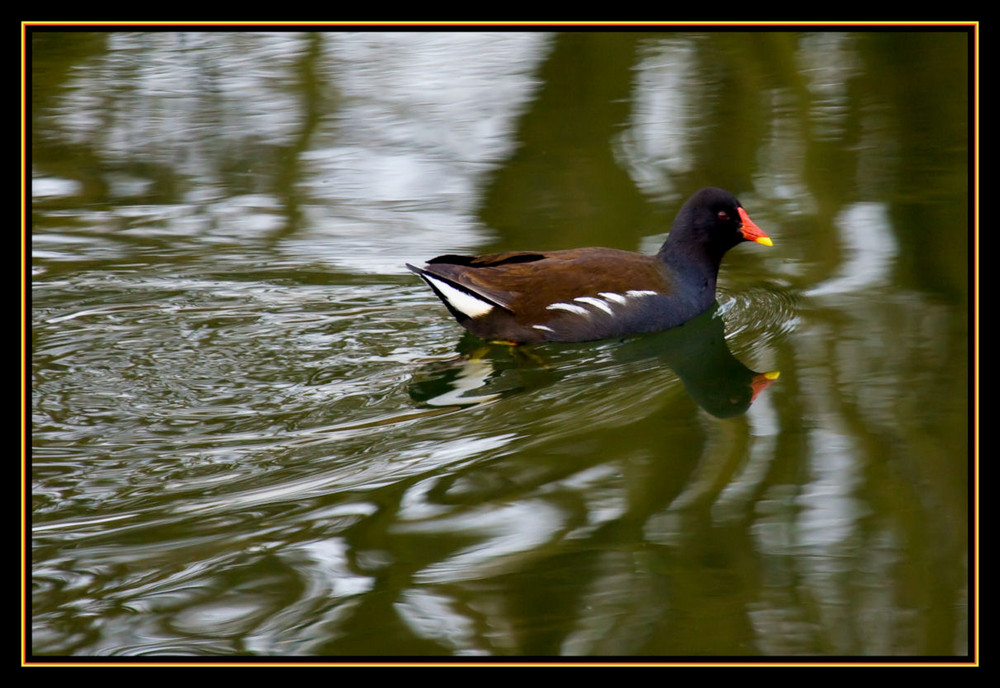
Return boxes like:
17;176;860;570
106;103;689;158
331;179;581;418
423;248;673;322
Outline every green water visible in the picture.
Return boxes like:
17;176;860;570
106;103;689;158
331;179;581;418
29;30;971;659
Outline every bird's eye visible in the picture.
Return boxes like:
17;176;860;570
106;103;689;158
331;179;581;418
717;210;730;222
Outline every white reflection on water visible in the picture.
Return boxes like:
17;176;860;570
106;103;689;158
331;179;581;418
289;32;553;273
399;500;567;584
619;36;698;202
54;33;305;168
395;589;484;655
35;32;553;275
798;429;862;549
807;202;899;296
800;32;860;140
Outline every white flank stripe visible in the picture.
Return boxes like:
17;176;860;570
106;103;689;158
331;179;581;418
546;302;591;317
625;289;658;299
598;291;628;305
574;296;614;315
422;274;494;318
532;325;555;332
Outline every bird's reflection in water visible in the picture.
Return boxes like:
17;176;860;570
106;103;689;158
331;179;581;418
409;305;778;418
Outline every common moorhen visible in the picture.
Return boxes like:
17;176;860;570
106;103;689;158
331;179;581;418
407;187;771;344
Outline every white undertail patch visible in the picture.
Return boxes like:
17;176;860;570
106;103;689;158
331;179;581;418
421;273;494;318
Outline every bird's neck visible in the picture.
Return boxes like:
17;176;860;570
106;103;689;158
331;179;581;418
658;232;722;305
659;232;723;278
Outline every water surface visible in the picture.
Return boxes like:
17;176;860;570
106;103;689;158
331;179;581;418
29;29;972;659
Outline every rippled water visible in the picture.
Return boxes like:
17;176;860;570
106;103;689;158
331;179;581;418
29;30;972;660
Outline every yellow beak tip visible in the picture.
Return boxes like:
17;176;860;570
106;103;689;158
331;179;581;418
756;237;773;247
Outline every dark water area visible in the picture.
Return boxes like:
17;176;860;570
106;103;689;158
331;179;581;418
28;29;973;660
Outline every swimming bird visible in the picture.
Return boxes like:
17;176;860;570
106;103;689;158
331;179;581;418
407;187;772;344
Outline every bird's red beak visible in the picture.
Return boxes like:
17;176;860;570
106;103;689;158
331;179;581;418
750;370;781;402
738;207;772;246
